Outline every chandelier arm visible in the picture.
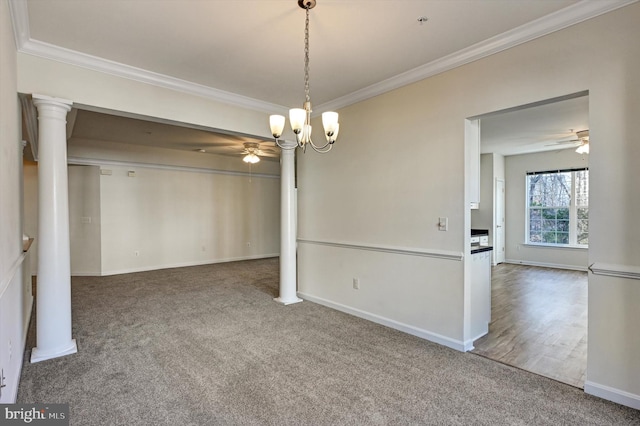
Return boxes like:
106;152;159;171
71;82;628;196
308;141;333;154
274;138;299;150
307;138;332;151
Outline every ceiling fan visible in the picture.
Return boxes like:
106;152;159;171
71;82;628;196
241;142;263;164
545;129;589;152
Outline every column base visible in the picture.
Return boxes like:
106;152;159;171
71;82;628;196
274;296;303;306
31;339;77;363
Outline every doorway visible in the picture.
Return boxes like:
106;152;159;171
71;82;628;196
468;92;589;388
495;179;505;265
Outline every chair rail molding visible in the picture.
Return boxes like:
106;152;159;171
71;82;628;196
589;263;640;280
297;238;463;261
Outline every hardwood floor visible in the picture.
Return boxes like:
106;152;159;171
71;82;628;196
472;263;587;388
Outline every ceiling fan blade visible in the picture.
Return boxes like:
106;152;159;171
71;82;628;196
544;139;580;146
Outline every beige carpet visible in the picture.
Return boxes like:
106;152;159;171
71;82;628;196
17;258;640;425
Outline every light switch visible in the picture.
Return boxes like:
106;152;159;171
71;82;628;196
438;217;448;231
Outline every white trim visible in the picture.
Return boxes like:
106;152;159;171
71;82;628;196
67;156;280;179
504;259;587;272
589;263;640;280
92;254;279;277
9;0;637;115
298;292;467;352
297;238;463;261
7;0;29;48
315;0;639;113
522;243;588;251
30;340;78;364
0;253;31;403
0;254;26;299
584;381;640;410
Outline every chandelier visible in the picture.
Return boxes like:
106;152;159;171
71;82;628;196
269;0;340;153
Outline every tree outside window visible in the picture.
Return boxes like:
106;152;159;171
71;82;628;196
527;169;588;246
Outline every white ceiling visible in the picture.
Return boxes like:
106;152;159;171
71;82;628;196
480;94;589;156
12;0;621;157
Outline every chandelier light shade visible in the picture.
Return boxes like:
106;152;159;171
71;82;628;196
269;0;341;153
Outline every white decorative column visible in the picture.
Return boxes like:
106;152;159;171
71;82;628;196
31;94;77;363
275;143;302;305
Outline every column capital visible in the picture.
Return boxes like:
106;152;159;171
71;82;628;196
32;94;73;112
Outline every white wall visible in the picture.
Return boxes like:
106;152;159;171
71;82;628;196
297;3;640;408
23;146;280;276
68;165;101;274
99;164;279;275
0;0;33;403
504;148;589;270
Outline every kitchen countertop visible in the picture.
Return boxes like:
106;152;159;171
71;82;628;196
471;245;493;254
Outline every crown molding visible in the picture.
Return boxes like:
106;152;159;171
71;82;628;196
315;0;639;113
7;0;29;49
9;0;638;115
8;0;285;115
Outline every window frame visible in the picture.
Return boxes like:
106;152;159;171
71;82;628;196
525;168;588;248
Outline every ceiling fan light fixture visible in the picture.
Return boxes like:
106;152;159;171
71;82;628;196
575;129;589;154
576;142;589;154
243;153;260;164
242;142;261;163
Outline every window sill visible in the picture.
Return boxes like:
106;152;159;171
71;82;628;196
523;243;588;250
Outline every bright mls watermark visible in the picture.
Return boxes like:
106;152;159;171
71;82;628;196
1;404;68;425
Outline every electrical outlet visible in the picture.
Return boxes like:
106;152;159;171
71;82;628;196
353;278;360;290
438;217;448;231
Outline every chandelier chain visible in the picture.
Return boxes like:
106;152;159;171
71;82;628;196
304;6;311;104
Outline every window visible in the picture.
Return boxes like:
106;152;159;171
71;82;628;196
526;169;588;246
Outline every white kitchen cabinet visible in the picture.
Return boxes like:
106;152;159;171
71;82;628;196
466;119;481;209
470;248;492;340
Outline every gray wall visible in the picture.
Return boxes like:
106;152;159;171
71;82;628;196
0;0;32;402
296;4;640;407
12;2;640;409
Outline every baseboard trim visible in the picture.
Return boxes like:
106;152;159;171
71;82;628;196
584;381;640;410
298;292;466;352
504;259;587;272
80;254;279;277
